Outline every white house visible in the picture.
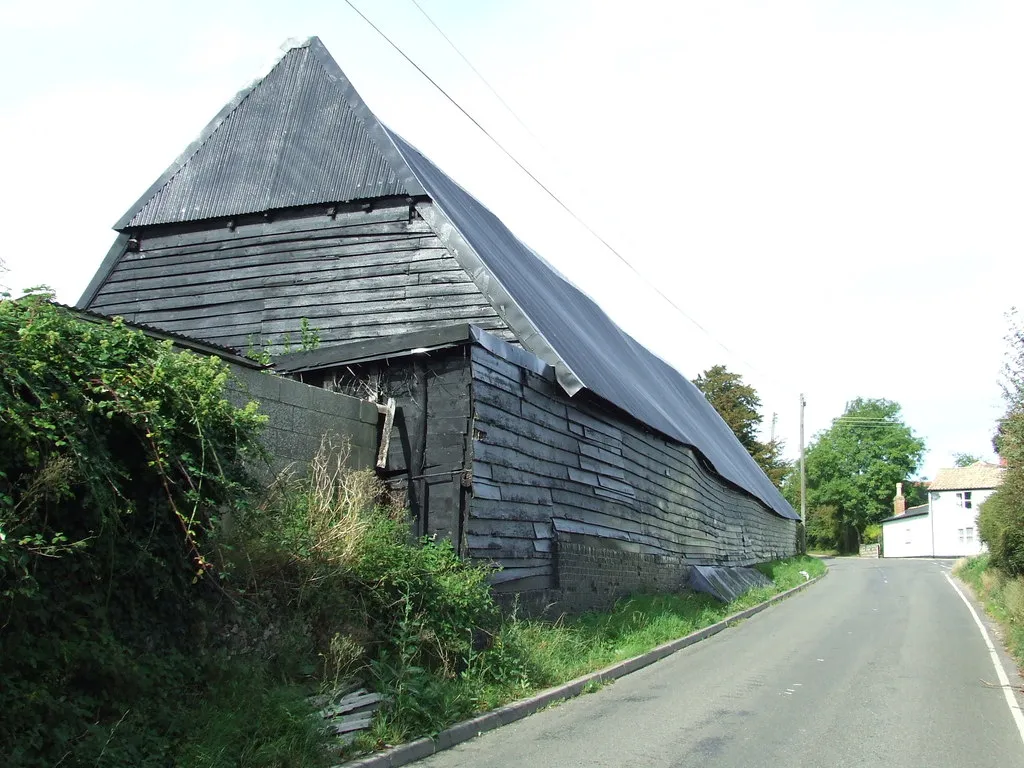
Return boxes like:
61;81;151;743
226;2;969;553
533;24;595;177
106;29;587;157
881;462;1004;558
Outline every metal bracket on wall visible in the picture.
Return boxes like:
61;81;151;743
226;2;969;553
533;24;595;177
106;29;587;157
375;398;396;469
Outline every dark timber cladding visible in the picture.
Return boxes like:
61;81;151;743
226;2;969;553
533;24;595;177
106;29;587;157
278;327;797;600
468;338;795;594
79;35;798;524
85;199;512;351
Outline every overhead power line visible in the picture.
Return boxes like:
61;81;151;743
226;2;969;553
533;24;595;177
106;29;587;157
409;0;545;146
342;0;753;370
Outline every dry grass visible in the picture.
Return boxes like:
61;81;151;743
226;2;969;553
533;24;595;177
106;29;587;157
1003;577;1024;625
254;436;388;566
304;437;382;563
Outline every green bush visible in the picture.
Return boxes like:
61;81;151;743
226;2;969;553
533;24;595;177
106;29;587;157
0;295;269;766
862;523;882;545
221;442;501;748
980;311;1024;575
978;473;1024;576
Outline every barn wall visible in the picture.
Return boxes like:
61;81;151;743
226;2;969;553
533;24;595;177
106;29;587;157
310;349;473;545
467;342;797;610
86;199;513;352
292;333;796;614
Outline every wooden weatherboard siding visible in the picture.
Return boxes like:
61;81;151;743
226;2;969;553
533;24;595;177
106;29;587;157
86;199;512;352
468;341;796;597
293;329;796;606
309;348;474;547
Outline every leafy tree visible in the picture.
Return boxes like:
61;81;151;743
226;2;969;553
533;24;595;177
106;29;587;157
693;365;787;488
953;452;982;467
979;310;1024;574
694;365;761;451
805;505;840;551
803;398;925;552
752;438;789;489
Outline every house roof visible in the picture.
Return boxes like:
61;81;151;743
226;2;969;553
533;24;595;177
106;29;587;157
928;462;1005;491
880;503;929;524
93;37;798;522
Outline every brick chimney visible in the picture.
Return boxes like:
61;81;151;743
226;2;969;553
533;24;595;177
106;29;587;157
893;482;906;516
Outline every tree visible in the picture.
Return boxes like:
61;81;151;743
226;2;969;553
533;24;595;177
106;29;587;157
693;365;787;488
953;452;982;467
803;398;925;553
693;365;762;452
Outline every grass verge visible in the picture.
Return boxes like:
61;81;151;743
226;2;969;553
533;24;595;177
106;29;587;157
356;555;826;755
953;555;1024;671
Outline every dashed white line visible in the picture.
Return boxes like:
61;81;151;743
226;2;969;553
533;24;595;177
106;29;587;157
944;573;1024;750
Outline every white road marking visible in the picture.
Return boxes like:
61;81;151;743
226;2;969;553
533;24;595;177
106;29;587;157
944;573;1024;750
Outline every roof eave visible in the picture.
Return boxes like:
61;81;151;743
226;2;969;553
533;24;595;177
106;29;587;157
411;198;586;395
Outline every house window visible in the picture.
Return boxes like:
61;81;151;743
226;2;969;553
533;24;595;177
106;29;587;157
958;528;965;543
966;527;974;543
956;491;973;509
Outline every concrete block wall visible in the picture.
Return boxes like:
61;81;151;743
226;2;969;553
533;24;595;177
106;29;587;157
225;363;380;477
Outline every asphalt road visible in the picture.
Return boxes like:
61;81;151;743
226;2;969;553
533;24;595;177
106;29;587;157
415;558;1024;767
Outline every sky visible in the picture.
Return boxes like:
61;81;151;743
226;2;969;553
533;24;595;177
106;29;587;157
2;0;1022;480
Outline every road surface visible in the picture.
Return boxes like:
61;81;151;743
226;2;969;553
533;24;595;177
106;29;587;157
416;558;1024;767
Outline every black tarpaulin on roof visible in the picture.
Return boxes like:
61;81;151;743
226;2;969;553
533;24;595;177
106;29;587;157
386;130;798;521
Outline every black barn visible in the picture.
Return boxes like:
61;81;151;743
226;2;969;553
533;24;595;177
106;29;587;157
80;37;798;610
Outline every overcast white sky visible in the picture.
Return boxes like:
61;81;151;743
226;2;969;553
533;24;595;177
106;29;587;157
2;0;1022;479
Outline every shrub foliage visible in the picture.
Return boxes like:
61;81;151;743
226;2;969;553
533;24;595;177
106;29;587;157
0;295;267;765
979;311;1024;575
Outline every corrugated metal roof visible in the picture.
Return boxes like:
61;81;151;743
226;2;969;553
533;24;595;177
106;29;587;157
117;38;420;229
929;462;1005;491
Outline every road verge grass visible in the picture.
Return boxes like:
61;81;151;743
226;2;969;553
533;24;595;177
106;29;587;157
355;555;826;755
953;555;1024;671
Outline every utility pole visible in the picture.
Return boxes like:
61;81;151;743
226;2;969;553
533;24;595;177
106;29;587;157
799;394;807;524
770;412;777;444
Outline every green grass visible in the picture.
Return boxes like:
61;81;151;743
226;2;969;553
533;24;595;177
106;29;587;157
954;555;1024;671
177;659;325;768
356;555;826;753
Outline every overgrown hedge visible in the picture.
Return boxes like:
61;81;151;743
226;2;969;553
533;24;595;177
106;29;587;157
0;295;502;766
0;294;267;765
979;311;1024;575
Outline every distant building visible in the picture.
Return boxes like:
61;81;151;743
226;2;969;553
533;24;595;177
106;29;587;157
881;463;1004;558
